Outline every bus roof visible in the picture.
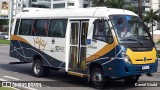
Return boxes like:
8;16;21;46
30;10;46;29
15;7;138;19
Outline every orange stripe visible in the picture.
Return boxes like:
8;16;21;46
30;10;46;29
86;37;118;62
11;35;31;45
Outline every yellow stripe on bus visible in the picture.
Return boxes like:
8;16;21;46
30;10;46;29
11;35;31;45
86;36;118;62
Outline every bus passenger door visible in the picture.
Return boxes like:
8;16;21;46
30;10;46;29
69;21;89;74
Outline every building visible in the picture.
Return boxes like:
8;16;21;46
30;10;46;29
13;0;90;15
150;0;159;30
31;0;90;9
126;0;150;13
152;0;160;42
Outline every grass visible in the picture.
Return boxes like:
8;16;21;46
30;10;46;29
0;40;10;45
0;87;14;90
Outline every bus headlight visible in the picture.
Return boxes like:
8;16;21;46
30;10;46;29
122;52;132;64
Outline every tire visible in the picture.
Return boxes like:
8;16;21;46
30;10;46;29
90;68;105;88
124;75;139;84
32;59;50;77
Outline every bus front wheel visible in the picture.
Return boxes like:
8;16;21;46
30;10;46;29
124;75;139;84
90;68;105;88
32;59;50;77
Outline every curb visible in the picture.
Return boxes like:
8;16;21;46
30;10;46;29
0;44;9;46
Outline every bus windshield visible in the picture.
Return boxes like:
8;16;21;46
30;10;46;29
109;15;151;42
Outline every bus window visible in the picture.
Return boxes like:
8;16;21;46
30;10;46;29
14;19;20;35
93;20;111;42
81;22;88;45
32;19;49;36
48;19;68;38
18;19;33;35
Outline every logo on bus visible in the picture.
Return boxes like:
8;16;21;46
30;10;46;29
144;57;147;62
33;37;47;51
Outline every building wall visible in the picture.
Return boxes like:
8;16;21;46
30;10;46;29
151;0;159;30
31;0;89;9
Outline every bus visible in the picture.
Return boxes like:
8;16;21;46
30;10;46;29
10;7;158;87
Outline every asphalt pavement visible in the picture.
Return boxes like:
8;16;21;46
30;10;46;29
0;45;160;90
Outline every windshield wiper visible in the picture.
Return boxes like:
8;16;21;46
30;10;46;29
121;38;143;46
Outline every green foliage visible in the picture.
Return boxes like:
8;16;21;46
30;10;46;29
91;0;137;13
91;0;108;7
0;19;9;25
126;5;138;13
107;0;125;8
0;40;10;45
91;0;125;8
143;9;160;24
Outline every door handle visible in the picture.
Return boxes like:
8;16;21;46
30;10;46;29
52;39;55;44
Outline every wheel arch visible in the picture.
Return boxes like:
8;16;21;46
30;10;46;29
32;55;42;63
88;62;104;74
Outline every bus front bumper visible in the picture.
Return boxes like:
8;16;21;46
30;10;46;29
103;58;158;78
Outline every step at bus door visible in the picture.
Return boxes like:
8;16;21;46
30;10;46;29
69;20;89;74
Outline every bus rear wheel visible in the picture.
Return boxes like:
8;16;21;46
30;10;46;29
124;75;139;84
90;68;105;88
32;59;50;77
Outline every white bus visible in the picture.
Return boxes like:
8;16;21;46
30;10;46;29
10;7;158;87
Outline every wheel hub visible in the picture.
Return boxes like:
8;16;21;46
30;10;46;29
93;72;102;85
34;63;40;74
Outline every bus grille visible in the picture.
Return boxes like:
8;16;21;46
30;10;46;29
130;47;153;51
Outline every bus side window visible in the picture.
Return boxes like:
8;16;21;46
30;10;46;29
48;19;68;38
14;19;20;35
93;20;112;43
18;19;33;35
32;19;49;36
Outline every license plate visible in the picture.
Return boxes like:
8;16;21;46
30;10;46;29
142;66;150;70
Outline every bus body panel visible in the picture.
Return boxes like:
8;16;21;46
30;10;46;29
10;35;65;68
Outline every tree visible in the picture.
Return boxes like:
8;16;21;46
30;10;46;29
91;0;137;11
143;9;160;39
91;0;108;7
107;0;125;8
91;0;125;8
126;5;138;14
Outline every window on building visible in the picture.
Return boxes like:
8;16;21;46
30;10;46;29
83;4;88;8
53;3;65;8
14;19;20;35
68;3;74;6
19;19;33;35
48;19;68;37
32;19;49;36
32;0;37;2
53;0;65;1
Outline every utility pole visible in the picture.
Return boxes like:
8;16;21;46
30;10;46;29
138;0;142;19
8;0;13;40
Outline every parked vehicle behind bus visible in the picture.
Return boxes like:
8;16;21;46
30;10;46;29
0;32;8;39
10;7;158;88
